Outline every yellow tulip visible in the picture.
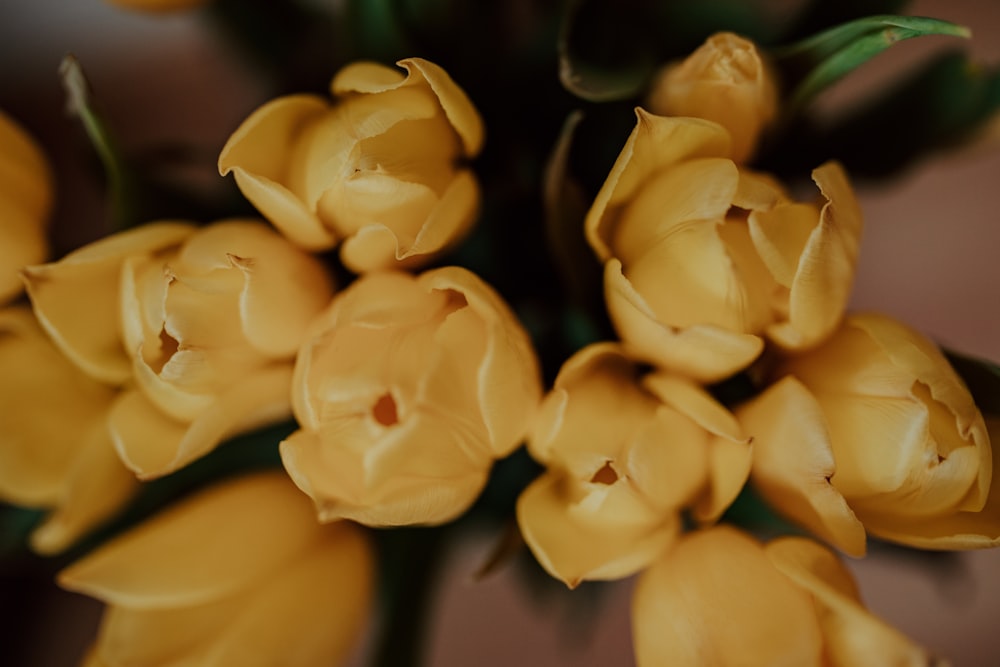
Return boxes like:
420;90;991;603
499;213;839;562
219;58;484;273
516;343;749;587
60;471;373;667
586;111;862;382
280;266;541;526
738;313;995;556
0;110;52;304
24;220;335;478
632;526;933;666
646;32;779;164
0;307;136;554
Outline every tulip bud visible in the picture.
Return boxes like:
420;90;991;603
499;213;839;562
646;32;778;163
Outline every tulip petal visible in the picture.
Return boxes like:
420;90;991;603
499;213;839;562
748;202;818;289
399;58;485;156
692;434;753;523
23;222;195;384
737;376;867;556
766;537;933;666
89;521;371;667
397;169;479;265
0;199;47;303
631;526;824;667
605;258;763;382
516;471;678;587
230;169;335;250
110;364;293;479
59;472;324;610
421;266;542;456
331;61;407;93
642;371;745;442
30;418;138;555
0;109;52;221
585;111;731;260
0;307;117;505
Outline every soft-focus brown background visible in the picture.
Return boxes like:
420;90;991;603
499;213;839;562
1;1;999;665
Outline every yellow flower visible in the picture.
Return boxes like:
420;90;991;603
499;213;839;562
586;111;862;382
281;266;541;526
632;526;934;666
219;58;484;273
0;307;136;554
59;471;373;667
646;32;779;164
24;220;335;478
516;343;749;587
738;313;995;556
0;110;52;304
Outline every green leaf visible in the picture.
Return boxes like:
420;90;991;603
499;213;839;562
777;15;971;112
59;55;136;230
557;0;659;102
945;350;1000;417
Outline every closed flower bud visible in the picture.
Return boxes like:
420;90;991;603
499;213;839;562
24;220;335;478
632;526;933;666
586;111;862;382
0;307;136;554
738;313;996;556
1;110;52;304
219;58;484;273
59;472;374;667
281;266;541;526
646;32;778;163
516;343;749;587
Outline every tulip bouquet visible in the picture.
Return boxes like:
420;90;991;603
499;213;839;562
2;0;1000;665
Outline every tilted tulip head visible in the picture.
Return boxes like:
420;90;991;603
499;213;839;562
739;313;996;556
516;343;750;587
281;266;541;526
646;32;779;164
59;471;374;667
586;111;862;382
24;220;336;479
219;58;484;273
632;526;934;666
0;307;136;555
0;109;52;304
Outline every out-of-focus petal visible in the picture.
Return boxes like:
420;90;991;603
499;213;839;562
516;472;678;587
30;418;138;555
0;307;116;505
58;472;325;609
737;376;867;556
691;435;753;523
766;537;933;666
632;526;824;667
23;222;195;384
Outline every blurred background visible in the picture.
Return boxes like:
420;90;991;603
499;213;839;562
1;0;999;665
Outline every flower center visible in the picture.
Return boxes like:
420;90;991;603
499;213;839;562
372;392;399;427
590;461;618;485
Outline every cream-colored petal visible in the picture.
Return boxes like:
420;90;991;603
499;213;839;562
23;222;195;384
585;110;731;260
230;169;335;250
737;376;867;556
112;364;292;479
626;405;710;512
766;537;933;666
331;61;407;94
58;472;324;609
90;521;372;667
399;58;485;156
0;307;117;505
420;266;542;456
605;258;763;382
632;526;824;667
395;169;479;265
516;472;678;587
30;417;139;555
748;202;819;289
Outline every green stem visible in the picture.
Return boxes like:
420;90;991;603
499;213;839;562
370;526;448;667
